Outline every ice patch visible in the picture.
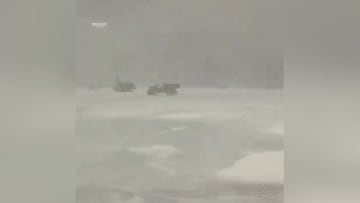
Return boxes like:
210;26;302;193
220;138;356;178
160;126;188;134
217;151;283;184
170;126;188;131
129;145;180;160
145;161;176;176
156;111;244;121
129;145;179;176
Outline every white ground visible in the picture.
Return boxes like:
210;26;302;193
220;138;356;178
77;87;283;203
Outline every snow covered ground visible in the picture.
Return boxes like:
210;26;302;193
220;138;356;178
77;87;283;203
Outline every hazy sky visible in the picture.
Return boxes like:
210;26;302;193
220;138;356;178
77;0;283;88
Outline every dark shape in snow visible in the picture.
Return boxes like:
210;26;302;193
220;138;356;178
113;82;136;92
147;83;180;96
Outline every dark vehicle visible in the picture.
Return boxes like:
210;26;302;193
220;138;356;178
113;82;136;92
147;83;180;96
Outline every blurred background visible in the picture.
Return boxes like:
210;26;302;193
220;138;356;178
76;0;283;88
0;0;74;203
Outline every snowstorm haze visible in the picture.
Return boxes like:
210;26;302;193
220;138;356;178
77;1;283;202
77;0;282;88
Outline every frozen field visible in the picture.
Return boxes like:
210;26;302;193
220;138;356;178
77;87;283;203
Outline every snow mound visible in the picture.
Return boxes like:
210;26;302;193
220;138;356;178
217;151;283;184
